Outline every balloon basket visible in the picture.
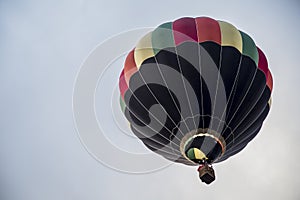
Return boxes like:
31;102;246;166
198;163;215;184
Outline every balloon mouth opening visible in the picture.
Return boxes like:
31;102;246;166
180;129;226;164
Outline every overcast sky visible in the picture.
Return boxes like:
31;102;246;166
1;0;300;200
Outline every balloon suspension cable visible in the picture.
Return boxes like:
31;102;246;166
197;161;215;184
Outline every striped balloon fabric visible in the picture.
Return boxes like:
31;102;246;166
118;17;273;172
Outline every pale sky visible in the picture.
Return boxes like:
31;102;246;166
1;0;300;200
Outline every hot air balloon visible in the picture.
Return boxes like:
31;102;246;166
118;17;273;184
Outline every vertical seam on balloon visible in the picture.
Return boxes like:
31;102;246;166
150;24;190;139
221;59;260;144
195;18;205;130
198;19;224;163
214;22;243;144
208;23;223;136
213;26;245;145
150;22;192;139
216;52;243;139
172;20;198;133
124;49;138;86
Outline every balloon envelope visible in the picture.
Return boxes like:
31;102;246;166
118;17;273;167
